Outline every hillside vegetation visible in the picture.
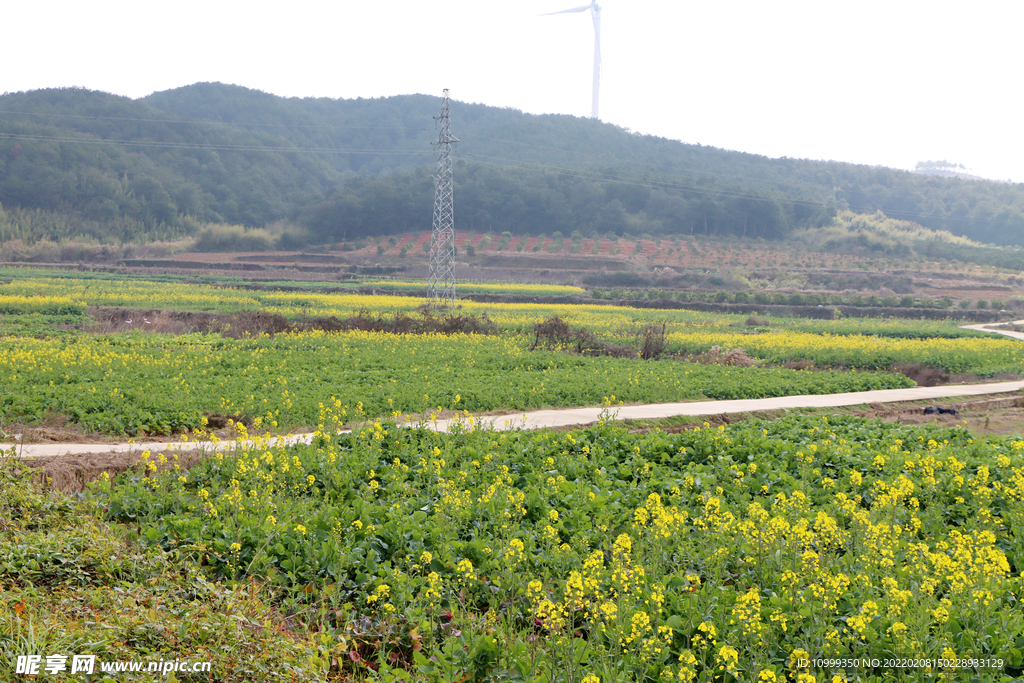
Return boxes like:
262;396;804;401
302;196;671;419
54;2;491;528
1;83;1023;249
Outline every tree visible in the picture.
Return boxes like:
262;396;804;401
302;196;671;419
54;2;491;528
595;200;627;235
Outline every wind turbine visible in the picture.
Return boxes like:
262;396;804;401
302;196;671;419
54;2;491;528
542;1;602;119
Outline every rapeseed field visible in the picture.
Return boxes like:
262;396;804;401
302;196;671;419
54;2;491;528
89;413;1024;681
1;270;1019;435
2;269;1023;681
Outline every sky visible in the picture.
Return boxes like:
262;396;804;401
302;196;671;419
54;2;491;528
4;0;1021;183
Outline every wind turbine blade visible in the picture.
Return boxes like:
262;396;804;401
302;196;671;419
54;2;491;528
540;4;593;15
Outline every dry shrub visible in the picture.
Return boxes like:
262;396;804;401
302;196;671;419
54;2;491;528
530;316;577;350
337;307;497;336
87;308;290;337
228;311;293;336
637;323;667;360
85;306;498;339
529;316;632;357
203;413;253;429
892;363;948;387
696;346;758;367
419;309;497;336
548;320;588;354
783;359;816;371
745;317;770;326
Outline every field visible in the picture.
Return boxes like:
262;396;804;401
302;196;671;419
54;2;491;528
19;211;1024;320
5;268;1022;438
2;329;924;436
3;266;1024;682
6;411;1024;682
121;213;1024;316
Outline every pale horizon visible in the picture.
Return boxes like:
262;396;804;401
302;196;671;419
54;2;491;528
3;0;1020;183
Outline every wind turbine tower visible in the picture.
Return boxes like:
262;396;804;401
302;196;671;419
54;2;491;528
543;1;602;119
427;89;458;308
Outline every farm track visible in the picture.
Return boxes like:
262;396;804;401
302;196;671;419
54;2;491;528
8;321;1024;459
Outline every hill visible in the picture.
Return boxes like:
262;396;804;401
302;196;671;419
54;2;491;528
1;83;1023;247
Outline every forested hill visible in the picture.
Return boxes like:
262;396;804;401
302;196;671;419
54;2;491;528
1;82;1023;246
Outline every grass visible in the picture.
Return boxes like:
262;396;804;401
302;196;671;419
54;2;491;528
0;450;336;682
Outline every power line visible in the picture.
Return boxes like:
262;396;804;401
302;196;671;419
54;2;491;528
1;125;824;207
4;106;830;195
0;108;427;131
462;154;828;207
460;131;830;193
4;107;1014;215
2;120;1021;229
0;132;425;156
0;107;881;197
461;154;1024;227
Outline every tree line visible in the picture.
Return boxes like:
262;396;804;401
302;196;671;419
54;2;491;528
299;162;827;241
1;83;1023;246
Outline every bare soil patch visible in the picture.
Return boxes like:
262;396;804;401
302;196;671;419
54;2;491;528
891;363;948;387
847;395;1024;438
15;448;210;494
619;394;1024;439
2;413;122;445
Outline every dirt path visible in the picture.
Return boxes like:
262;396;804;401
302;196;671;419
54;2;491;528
961;321;1024;340
7;319;1024;459
8;380;1024;460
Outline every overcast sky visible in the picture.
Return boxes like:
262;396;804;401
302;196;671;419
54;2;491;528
4;0;1021;182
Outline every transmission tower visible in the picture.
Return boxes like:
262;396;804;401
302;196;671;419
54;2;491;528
428;89;459;308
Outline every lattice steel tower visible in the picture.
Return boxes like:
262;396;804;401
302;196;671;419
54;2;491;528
428;89;459;308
